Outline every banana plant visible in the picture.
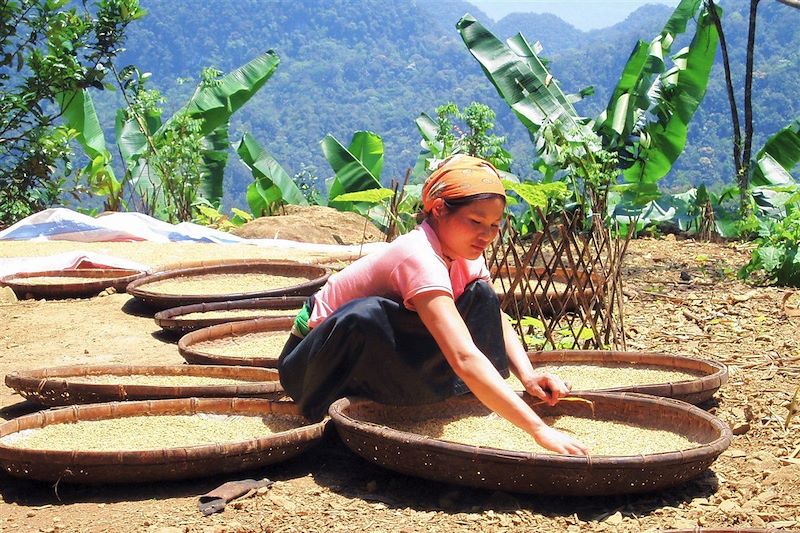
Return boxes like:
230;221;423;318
321;130;384;211
601;0;719;203
750;117;800;218
114;50;280;218
456;0;719;210
57;89;122;210
236;132;307;217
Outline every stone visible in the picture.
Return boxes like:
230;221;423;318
0;286;17;303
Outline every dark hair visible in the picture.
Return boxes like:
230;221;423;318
416;192;506;224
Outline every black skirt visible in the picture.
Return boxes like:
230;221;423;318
277;280;509;420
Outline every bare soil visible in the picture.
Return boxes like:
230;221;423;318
1;234;799;533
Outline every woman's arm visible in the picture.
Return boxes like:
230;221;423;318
502;314;571;406
412;291;588;455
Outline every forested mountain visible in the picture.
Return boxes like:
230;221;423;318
95;0;799;209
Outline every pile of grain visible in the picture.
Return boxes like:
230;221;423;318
1;413;306;451
391;407;696;455
180;308;299;320
63;375;259;387
143;273;310;296
505;363;703;391
194;332;289;359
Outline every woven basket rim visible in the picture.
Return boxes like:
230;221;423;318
5;364;283;406
126;261;329;310
329;391;732;465
0;397;325;465
154;296;306;332
527;349;728;404
177;317;292;367
0;268;146;298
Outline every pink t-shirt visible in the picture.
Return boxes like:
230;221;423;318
308;220;490;328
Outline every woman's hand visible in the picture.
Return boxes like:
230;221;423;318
524;372;571;406
531;424;590;455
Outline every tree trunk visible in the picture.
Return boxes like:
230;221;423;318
740;0;761;218
707;1;745;214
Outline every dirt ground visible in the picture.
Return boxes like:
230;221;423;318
1;233;799;533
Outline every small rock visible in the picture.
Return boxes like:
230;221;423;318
604;512;623;526
718;499;740;515
722;448;747;458
0;286;18;303
256;486;270;495
731;422;750;435
26;511;35;518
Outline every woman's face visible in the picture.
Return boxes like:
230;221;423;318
432;197;505;261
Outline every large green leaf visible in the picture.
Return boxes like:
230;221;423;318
58;90;120;202
751;117;800;187
321;131;383;204
597;0;702;146
456;15;596;148
162;50;280;137
199;122;229;207
236;132;307;216
619;2;718;185
114;107;161;163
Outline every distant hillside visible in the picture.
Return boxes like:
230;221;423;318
95;0;799;209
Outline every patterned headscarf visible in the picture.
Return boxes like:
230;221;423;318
421;155;506;213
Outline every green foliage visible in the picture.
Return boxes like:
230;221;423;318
739;211;800;287
192;198;252;231
429;102;513;171
512;315;595;350
0;0;144;225
457;3;718;220
103;51;280;222
322;131;383;211
236;132;307;217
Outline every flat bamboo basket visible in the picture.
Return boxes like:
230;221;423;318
329;392;731;496
0;397;327;484
526;350;728;404
491;266;603;313
0;268;146;299
126;260;329;310
154;296;306;333
178;317;293;367
5;364;283;406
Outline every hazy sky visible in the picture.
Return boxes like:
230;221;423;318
467;0;681;31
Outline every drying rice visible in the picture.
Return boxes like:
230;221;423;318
61;374;261;387
1;413;306;451
391;406;696;455
505;363;703;391
194;332;289;359
8;276;117;285
180;308;299;320
143;273;310;296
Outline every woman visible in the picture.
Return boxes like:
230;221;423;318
279;155;588;455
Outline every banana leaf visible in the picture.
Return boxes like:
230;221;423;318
457;15;596;149
199;122;229;207
596;0;703;145
58;90;121;206
166;50;280;137
751;117;800;187
236;132;307;216
618;2;718;186
322;131;383;207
